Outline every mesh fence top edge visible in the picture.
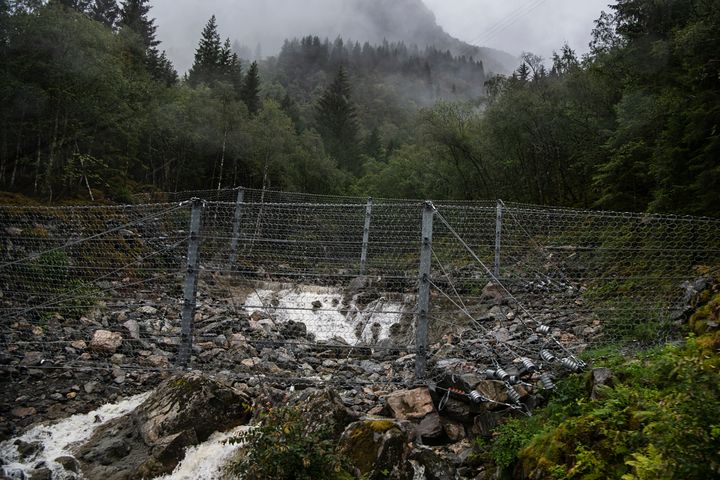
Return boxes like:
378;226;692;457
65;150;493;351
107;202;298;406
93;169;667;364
4;186;720;223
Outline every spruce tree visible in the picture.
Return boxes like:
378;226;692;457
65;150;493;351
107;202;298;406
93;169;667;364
227;51;243;98
241;61;261;114
364;127;383;160
315;66;360;173
119;0;175;84
90;0;119;29
147;49;177;85
50;0;91;13
119;0;157;50
187;15;221;86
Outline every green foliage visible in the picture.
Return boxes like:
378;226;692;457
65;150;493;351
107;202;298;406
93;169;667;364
490;417;543;469
2;0;720;218
16;250;100;318
689;291;720;335
241;61;261;114
315;66;361;174
487;330;720;479
225;406;352;480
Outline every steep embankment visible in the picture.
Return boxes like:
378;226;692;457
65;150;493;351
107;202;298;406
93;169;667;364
481;287;720;479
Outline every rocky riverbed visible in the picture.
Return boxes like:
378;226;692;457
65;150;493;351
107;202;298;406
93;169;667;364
3;272;696;479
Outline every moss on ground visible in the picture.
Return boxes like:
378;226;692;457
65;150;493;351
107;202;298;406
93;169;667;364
480;296;720;479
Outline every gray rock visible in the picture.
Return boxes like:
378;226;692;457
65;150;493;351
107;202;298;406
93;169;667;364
20;352;43;367
359;360;384;374
589;367;614;400
471;410;501;437
123;320;140;340
287;388;359;439
136;306;158;315
481;282;505;305
14;439;43;459
411;447;454;480
347;275;369;292
29;468;52;480
415;413;443;442
76;372;253;480
442;418;466;443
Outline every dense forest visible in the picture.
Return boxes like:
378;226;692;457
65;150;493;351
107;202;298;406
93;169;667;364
0;0;718;216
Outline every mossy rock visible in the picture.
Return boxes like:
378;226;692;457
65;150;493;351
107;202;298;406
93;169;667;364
339;418;413;480
689;292;720;335
76;372;254;480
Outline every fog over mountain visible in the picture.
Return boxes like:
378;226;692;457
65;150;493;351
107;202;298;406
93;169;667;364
151;0;520;74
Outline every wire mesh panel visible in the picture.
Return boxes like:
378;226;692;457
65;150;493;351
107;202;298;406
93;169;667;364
500;203;720;343
428;202;720;356
182;200;424;387
2;192;718;398
0;203;191;384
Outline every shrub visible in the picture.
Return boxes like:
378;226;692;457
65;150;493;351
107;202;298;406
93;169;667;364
14;250;100;319
224;406;353;480
499;331;720;479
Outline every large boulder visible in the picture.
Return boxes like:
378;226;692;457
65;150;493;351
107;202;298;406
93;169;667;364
90;330;123;354
75;372;253;479
339;418;414;480
384;387;435;420
287;388;359;438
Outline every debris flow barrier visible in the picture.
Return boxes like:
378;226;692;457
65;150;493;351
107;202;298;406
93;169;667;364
2;189;719;398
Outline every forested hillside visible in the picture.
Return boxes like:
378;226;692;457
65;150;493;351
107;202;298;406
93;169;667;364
0;0;718;216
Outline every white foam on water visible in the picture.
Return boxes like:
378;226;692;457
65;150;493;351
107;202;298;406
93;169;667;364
244;285;411;343
1;394;251;480
411;460;427;480
0;391;152;479
154;425;252;480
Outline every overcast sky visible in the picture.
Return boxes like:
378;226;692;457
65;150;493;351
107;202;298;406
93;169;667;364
151;0;613;74
424;0;610;59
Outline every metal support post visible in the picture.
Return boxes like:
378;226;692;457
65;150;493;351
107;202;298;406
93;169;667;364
359;197;373;275
228;187;245;269
178;198;204;368
415;201;434;380
494;200;503;280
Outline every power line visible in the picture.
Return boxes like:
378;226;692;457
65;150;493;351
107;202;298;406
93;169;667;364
469;0;549;48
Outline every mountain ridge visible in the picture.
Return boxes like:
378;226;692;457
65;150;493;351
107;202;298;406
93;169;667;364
155;0;519;75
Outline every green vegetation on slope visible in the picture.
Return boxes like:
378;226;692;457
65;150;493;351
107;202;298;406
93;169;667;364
481;290;720;479
1;0;719;217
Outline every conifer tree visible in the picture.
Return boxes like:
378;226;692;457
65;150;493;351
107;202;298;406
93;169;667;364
119;0;157;50
147;49;177;85
364;127;383;160
227;52;243;98
219;39;239;84
187;15;221;86
315;66;360;173
119;0;175;83
241;61;261;114
90;0;119;29
516;62;530;82
50;0;91;13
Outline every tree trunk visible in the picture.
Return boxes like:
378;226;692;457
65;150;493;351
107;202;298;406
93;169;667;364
79;153;95;202
33;128;45;194
217;128;227;191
